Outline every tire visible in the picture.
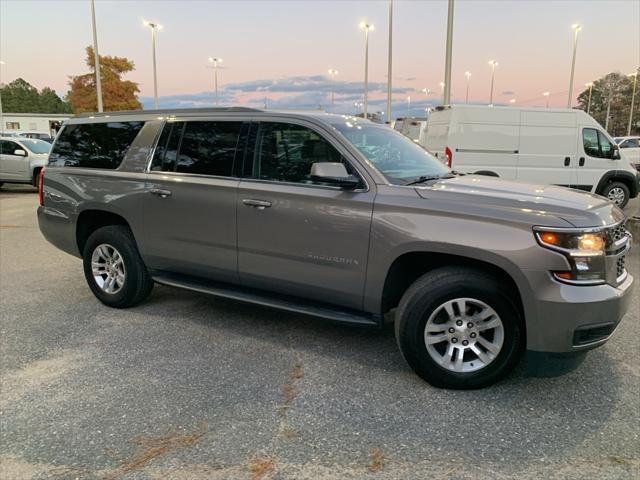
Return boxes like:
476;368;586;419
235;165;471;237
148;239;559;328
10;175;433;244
395;267;524;389
600;181;630;208
82;225;153;308
32;168;41;187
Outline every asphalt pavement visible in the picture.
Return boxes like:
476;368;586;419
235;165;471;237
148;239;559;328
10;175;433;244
1;185;638;480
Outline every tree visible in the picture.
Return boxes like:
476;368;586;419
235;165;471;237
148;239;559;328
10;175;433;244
577;72;638;136
0;78;72;113
67;46;142;113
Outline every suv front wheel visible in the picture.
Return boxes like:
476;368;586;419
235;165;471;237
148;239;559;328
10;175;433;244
395;267;523;389
82;225;154;308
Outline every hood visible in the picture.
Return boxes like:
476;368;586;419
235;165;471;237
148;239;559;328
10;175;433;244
415;175;625;228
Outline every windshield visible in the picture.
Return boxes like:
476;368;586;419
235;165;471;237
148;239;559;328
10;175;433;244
20;139;51;154
332;121;449;184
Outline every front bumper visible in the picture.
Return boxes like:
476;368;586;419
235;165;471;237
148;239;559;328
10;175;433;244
524;270;634;353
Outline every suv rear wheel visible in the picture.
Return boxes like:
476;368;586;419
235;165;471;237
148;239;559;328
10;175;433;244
82;225;153;308
394;267;523;389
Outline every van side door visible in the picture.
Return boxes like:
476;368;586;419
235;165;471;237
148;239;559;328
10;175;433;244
577;127;617;193
142;120;247;283
236;120;375;310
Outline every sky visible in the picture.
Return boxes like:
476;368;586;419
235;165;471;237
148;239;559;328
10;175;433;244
1;0;638;117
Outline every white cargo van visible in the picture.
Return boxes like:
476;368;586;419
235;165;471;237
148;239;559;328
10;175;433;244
421;105;639;207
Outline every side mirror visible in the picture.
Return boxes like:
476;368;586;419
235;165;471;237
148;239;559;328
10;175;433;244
310;162;360;189
612;147;621;160
13;149;27;157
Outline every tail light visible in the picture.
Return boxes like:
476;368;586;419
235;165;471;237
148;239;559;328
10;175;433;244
444;146;453;168
38;167;45;206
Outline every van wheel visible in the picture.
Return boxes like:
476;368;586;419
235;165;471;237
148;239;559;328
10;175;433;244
394;267;523;389
601;182;629;208
82;225;153;308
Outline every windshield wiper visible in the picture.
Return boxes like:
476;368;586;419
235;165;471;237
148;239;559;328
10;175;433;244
404;173;455;186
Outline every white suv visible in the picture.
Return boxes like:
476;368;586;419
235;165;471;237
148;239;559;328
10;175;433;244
0;137;51;187
614;136;640;171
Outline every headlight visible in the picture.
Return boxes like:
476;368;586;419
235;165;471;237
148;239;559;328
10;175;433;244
534;228;606;284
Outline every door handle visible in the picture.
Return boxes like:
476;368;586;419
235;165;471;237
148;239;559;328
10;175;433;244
579;157;585;167
242;199;272;209
564;157;571;166
149;188;172;198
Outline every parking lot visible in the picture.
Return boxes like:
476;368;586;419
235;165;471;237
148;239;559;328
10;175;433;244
0;184;638;480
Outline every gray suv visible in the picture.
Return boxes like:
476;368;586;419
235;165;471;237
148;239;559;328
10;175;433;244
38;108;634;389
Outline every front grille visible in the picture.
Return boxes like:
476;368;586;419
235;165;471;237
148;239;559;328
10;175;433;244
607;222;629;246
616;256;626;279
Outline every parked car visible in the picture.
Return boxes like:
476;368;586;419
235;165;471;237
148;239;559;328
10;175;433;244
0;137;51;187
421;105;639;208
38;108;634;389
18;132;54;143
614;136;640;171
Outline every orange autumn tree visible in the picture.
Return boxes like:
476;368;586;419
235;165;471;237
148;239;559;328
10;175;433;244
68;46;142;113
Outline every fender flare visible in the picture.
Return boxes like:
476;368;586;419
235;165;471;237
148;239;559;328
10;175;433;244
595;170;639;197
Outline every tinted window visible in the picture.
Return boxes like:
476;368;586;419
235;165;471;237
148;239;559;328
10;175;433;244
253;122;352;184
621;138;639;148
150;121;241;177
177;122;241;176
0;140;21;155
599;131;613;158
151;121;184;172
49;121;144;169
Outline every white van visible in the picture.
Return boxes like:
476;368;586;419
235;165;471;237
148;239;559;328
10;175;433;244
421;105;639;207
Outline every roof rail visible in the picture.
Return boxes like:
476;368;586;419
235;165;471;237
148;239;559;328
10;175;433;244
75;106;263;118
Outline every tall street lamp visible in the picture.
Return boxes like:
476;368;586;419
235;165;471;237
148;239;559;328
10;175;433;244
543;91;550;108
443;0;455;105
90;0;103;112
0;60;5;132
567;24;581;108
328;68;338;110
208;57;223;105
488;60;498;105
360;21;374;119
627;70;638;135
464;71;471;103
387;0;393;123
144;20;163;109
585;82;594;114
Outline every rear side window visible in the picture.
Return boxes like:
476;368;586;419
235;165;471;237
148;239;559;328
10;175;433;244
151;121;242;177
48;121;144;169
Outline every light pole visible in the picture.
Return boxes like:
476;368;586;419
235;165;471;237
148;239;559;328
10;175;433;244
605;79;613;132
488;60;498;105
328;68;338;110
144;20;163;109
360;21;374;119
585;82;594;114
207;57;223;106
443;0;454;105
464;71;471;103
406;96;411;117
387;0;393;123
0;60;4;133
439;81;445;104
543;91;550;108
567;24;581;108
90;0;103;112
627;70;638;135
